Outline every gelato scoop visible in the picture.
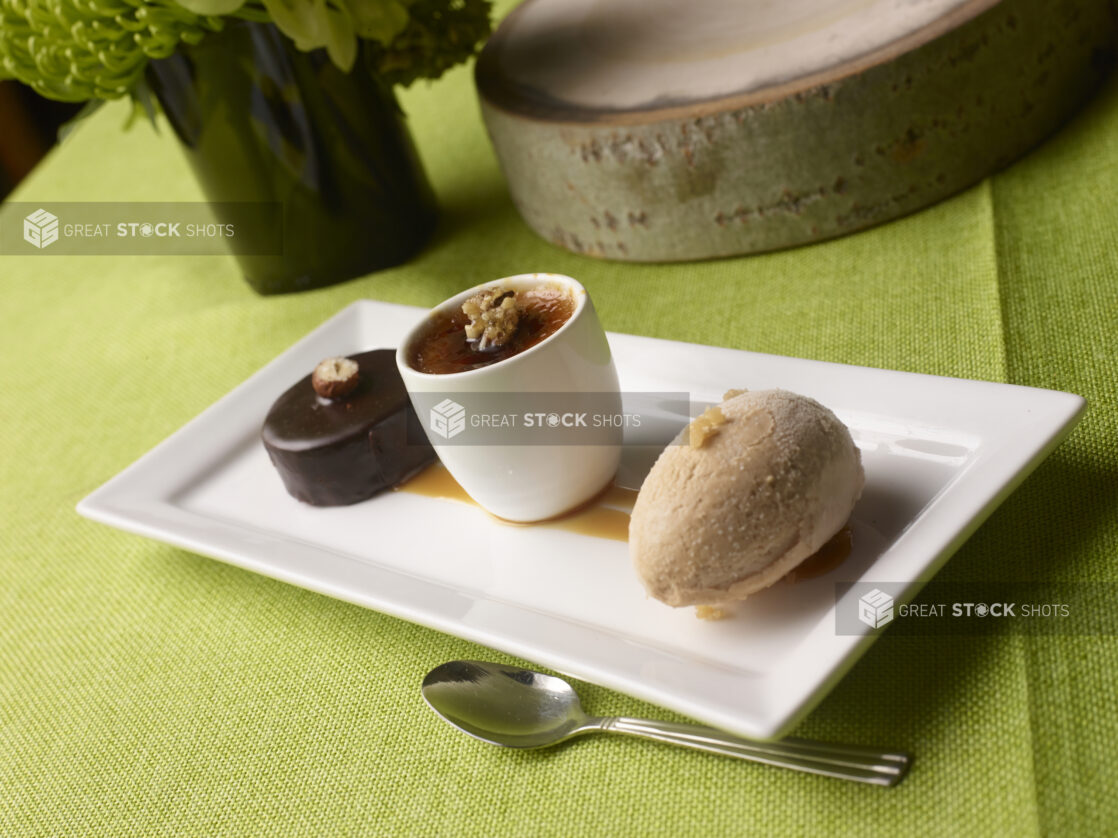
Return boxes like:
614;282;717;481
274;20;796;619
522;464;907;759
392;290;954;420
630;389;864;607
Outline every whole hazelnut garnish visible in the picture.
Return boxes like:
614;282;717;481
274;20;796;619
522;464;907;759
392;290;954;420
312;357;360;398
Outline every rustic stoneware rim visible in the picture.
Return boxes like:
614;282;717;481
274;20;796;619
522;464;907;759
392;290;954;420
476;0;1002;125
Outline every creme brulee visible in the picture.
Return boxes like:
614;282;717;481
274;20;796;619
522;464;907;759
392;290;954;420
407;285;575;375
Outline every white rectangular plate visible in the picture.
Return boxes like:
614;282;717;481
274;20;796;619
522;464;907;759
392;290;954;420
78;301;1084;739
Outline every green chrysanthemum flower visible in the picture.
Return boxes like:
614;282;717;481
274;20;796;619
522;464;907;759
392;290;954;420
0;0;225;100
0;0;490;102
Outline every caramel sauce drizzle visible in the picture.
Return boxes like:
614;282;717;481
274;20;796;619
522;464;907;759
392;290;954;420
396;464;636;541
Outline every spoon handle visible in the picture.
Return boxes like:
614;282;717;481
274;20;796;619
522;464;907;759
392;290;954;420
600;717;910;786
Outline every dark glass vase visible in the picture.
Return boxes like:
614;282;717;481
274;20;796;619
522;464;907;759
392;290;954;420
147;22;437;294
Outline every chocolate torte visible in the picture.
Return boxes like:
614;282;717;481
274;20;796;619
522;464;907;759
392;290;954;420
262;349;435;506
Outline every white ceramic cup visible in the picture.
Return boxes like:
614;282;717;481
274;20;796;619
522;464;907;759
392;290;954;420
396;273;622;522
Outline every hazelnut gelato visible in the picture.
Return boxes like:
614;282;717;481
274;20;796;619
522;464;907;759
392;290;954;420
630;389;864;607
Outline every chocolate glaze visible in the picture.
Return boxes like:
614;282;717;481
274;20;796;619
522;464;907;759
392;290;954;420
262;349;435;506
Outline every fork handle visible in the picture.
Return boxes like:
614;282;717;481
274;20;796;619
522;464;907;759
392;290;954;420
599;717;911;786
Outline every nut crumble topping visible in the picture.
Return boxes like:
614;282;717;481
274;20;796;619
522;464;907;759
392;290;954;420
689;405;727;448
695;605;727;621
463;289;520;351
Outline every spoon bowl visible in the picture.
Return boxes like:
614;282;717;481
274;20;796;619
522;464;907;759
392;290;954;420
421;660;591;748
422;660;911;786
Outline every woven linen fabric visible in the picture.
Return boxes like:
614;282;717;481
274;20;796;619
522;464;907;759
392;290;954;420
2;8;1116;836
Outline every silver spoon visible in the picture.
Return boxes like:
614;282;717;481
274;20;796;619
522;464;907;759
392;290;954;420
422;660;910;786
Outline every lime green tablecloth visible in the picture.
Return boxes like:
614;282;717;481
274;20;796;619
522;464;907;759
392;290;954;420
2;12;1117;835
